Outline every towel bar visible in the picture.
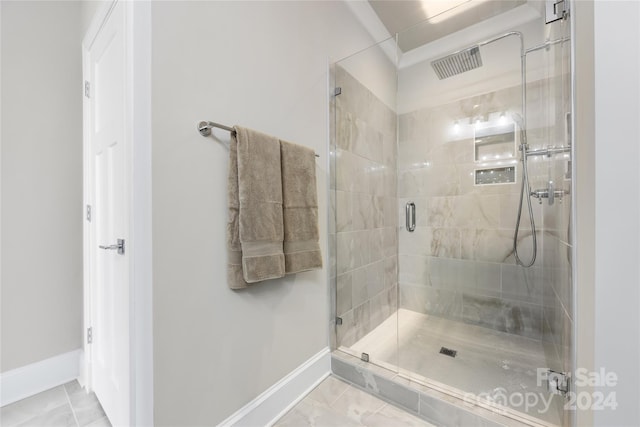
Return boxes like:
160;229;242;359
197;121;319;157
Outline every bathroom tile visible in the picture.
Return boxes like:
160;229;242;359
419;392;481;427
330;385;387;424
501;264;544;304
423;163;461;197
363;403;434;427
353;301;371;341
460;228;513;263
336;232;355;274
366;261;385;299
424;197;454;227
306;376;350;407
84;417;111;427
453;194;500;229
0;386;68;426
335;149;356;192
372;196;384;228
462;294;543;339
398;254;430;285
337;309;356;347
353;193;373;230
398;227;460;259
368;229;385;264
353;230;370;268
336;190;352;232
64;381;106;427
382;226;397;258
16;402;76;427
337;272;353;316
384;256;398;288
351;267;368;308
275;398;361;427
399;285;463;319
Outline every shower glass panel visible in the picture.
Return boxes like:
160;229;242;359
331;4;573;426
331;37;399;369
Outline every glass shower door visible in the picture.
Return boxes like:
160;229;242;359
331;37;400;371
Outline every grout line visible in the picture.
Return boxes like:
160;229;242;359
326;379;353;408
63;383;81;427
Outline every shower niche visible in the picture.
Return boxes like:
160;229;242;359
330;4;573;427
474;121;516;162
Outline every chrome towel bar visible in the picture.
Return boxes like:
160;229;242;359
197;121;319;157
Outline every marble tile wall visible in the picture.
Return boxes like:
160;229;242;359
397;80;566;341
331;65;398;348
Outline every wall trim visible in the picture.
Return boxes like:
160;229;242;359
0;349;82;407
218;347;331;427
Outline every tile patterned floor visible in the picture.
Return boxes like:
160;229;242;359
275;375;435;427
0;381;110;427
3;376;430;427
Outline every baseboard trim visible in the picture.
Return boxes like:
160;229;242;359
0;349;82;407
218;347;331;427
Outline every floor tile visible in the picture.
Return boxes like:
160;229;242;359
306;376;350;407
363;403;435;427
0;386;68;426
329;385;387;424
65;382;106;426
275;399;362;427
16;402;76;427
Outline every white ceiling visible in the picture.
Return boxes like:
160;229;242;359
368;0;527;52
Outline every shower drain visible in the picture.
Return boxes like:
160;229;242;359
439;347;457;358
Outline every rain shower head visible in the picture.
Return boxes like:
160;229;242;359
431;46;483;80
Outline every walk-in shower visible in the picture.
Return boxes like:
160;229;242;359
330;2;573;426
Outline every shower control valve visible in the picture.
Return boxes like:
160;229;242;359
530;181;569;206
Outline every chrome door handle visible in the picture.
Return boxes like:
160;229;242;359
405;202;416;232
99;238;125;255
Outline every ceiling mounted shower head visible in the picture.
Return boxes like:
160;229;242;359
431;45;483;80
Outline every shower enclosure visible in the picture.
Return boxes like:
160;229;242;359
330;2;573;426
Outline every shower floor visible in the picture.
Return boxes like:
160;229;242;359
348;309;564;426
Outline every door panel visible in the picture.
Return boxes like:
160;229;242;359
87;2;129;425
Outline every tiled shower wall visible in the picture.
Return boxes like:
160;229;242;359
332;66;398;348
397;81;558;341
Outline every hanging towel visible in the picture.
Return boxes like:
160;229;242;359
227;126;286;288
280;140;323;273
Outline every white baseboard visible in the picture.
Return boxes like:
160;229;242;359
218;347;331;427
0;349;82;407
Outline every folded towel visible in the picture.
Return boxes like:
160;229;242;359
227;126;286;288
280;140;323;273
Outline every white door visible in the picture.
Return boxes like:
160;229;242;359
85;2;130;425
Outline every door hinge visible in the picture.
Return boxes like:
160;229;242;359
335;316;343;325
545;369;570;396
334;87;342;96
87;327;93;344
84;81;91;98
86;205;92;222
546;0;568;23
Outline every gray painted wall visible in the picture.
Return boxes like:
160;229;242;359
1;1;83;372
150;1;391;424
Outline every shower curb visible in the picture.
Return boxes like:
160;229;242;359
331;352;546;427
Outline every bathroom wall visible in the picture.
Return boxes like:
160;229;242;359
150;2;392;425
397;80;551;340
1;1;83;372
333;64;397;349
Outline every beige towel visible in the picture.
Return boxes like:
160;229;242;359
281;140;323;273
227;127;322;289
227;126;285;288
